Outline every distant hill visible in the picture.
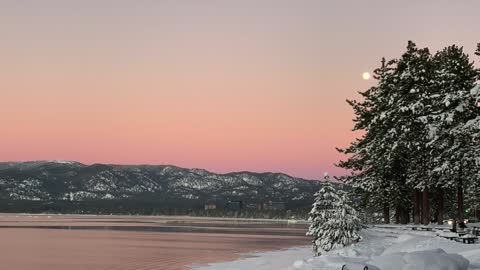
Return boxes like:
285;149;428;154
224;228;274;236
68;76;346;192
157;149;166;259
0;161;326;214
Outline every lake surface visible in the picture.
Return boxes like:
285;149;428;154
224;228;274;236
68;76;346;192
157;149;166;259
0;214;309;270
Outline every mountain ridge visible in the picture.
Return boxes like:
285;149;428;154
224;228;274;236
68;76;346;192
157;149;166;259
0;160;326;213
0;160;320;181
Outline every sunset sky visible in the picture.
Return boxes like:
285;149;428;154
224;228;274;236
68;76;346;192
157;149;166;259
1;1;479;179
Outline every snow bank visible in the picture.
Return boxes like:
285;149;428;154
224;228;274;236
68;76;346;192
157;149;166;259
371;249;469;270
191;228;480;270
403;249;468;270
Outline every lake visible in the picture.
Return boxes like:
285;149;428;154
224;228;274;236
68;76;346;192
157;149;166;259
0;214;310;270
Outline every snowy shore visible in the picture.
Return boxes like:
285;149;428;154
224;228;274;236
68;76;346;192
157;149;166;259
191;227;480;270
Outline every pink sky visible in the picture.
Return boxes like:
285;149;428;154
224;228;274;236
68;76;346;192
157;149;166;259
1;1;479;179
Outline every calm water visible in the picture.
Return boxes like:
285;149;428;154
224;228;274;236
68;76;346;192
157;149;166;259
0;214;309;270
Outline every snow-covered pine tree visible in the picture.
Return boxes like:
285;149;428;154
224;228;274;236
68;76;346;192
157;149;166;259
336;57;400;224
338;41;480;226
466;177;480;216
476;43;480;56
339;42;434;224
460;83;480;218
385;41;436;224
307;173;361;256
427;45;479;222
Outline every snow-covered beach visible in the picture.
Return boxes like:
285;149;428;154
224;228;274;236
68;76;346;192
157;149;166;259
192;226;480;270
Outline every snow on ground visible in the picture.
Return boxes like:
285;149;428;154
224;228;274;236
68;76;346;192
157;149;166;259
191;227;480;270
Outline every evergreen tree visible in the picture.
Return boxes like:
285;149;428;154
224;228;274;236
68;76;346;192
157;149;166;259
337;57;399;223
307;173;361;256
386;41;434;217
461;83;480;218
466;177;480;217
338;41;433;224
427;45;479;222
338;41;479;227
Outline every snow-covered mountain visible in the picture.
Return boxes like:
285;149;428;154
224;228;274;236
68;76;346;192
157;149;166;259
0;161;323;209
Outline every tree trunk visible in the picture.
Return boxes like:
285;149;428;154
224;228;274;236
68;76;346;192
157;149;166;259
413;190;421;224
437;188;444;225
422;190;430;225
401;207;409;224
458;179;464;222
395;207;401;224
383;204;390;224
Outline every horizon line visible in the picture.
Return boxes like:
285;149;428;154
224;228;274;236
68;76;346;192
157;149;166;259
0;159;330;181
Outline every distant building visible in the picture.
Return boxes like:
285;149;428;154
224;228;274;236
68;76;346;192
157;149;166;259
246;203;261;210
204;200;217;210
225;201;243;210
264;201;286;210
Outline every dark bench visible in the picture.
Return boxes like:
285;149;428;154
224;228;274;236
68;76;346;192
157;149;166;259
342;264;370;270
440;235;457;240
459;236;478;244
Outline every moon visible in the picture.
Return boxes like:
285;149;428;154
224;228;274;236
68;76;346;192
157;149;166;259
362;72;371;80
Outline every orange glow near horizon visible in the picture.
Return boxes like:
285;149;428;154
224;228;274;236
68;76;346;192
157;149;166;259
1;1;479;179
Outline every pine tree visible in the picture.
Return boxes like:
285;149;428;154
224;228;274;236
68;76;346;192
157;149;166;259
338;42;434;224
386;42;434;223
427;45;479;222
461;83;480;218
336;57;399;223
307;173;361;256
338;41;479;226
466;178;480;217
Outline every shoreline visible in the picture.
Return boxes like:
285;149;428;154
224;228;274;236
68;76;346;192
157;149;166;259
0;212;310;224
190;227;480;270
190;245;311;270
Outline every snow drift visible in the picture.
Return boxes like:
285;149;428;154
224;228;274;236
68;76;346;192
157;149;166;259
192;228;479;270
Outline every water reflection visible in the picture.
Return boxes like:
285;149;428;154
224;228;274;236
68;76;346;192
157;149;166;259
0;224;306;236
0;215;310;270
